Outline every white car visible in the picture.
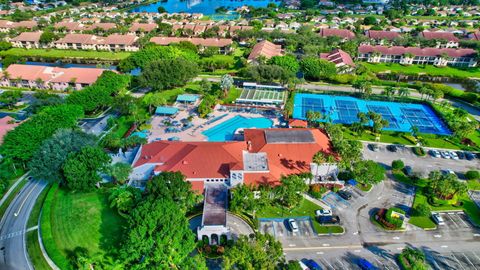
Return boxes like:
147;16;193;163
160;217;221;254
440;151;451;159
449;151;459;160
315;209;332;217
430;149;440;158
288;219;299;232
432;213;445;225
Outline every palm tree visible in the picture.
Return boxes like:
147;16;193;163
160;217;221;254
220;74;234;97
306;110;322;127
383;86;396;100
410;125;419;138
312;151;326;164
397;87;410;98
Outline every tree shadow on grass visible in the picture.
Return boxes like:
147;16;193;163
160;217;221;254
98;191;126;259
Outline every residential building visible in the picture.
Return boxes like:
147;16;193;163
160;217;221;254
320;49;355;72
128;23;157;36
54;34;101;50
0;20;37;32
365;30;401;45
0;64;107;90
10;32;43;49
55;33;139;51
150;37;233;54
357;45;477;67
97;34;139;51
319;28;355;41
247;40;283;63
130;128;333;192
419;31;459;48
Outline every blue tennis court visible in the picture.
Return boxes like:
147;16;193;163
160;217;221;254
293;93;451;135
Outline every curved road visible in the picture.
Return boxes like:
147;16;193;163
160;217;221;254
0;180;46;270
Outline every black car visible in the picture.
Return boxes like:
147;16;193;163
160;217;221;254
368;144;379;152
337;190;352;200
465;152;475;160
386;144;398;152
318;215;341;225
456;151;465;159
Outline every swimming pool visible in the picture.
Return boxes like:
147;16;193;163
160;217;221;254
293;93;451;135
202;115;273;141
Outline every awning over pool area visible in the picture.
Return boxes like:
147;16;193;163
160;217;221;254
176;94;199;103
155;106;178;115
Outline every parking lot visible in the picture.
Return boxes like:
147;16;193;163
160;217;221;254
362;143;480;175
426;250;480;270
259;217;315;240
321;186;367;211
436;212;475;231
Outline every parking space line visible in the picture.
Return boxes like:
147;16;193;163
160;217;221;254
451;253;467;270
438;255;453;269
457;214;470;228
336;258;348;270
471;252;480;265
320;258;334;270
461;253;478;270
445;214;459;229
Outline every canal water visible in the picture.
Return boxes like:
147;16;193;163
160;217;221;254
130;0;279;15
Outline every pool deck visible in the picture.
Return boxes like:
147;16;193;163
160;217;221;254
147;105;279;142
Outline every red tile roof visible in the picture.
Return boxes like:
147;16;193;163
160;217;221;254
3;64;106;84
320;28;355;39
366;30;401;40
420;31;459;42
320;49;355;67
288;119;308;128
54;21;84;31
358;45;476;58
11;31;42;42
129;23;157;32
55;34;101;44
104;34;138;45
134;128;333;189
150;37;232;47
248;40;283;61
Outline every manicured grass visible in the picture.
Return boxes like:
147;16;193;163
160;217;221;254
409;216;437;229
343;129;413;145
257;199;320;218
41;185;125;269
27;184;50;228
314;225;344;234
222;87;241;104
26;231;51;270
113;116;133;138
362;62;480;79
160;82;202;104
0;48;130;61
467;179;480;191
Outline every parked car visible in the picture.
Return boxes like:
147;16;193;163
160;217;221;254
318;215;340;225
288;218;299;232
449;151;459;160
440;151;451;159
432;213;445;225
368;144;379;152
305;259;322;270
386;144;398;152
456;151;465;159
357;258;376;270
441;169;455;176
337;190;352;200
315;209;332;217
465;152;475;160
403;166;413;176
298;260;310;270
429;149;440;158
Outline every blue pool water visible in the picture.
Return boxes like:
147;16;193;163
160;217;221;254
293;93;451;135
131;0;279;15
202;115;273;141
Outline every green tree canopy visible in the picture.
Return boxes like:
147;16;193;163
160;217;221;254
268;55;300;75
146;171;201;212
275;174;308;209
0;104;84;163
138;58;199;91
29;129;96;182
300;57;336;81
62;146;111;191
108;162;132;184
352;160;386;185
223;232;284;270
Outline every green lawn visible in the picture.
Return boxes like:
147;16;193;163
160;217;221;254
0;48;130;61
41;185;125;269
362;62;480;79
409;216;436;229
257;199;320;218
221;87;241;104
467;179;480;191
343;129;413;145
